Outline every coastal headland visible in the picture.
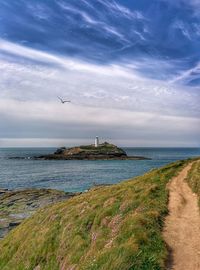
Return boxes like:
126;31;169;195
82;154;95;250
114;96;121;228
1;158;200;270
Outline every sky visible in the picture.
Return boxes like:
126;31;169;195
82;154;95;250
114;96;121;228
0;0;199;147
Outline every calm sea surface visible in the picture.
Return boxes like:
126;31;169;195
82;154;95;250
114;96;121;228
0;148;199;192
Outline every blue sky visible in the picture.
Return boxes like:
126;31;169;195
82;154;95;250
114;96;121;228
0;0;199;147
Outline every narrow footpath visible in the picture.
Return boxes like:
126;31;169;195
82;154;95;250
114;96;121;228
163;163;200;270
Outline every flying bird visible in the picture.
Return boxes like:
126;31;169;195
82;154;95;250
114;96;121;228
57;96;71;104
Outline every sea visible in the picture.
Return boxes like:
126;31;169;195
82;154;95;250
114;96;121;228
0;147;199;193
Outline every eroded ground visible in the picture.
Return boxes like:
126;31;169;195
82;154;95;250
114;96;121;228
163;163;200;270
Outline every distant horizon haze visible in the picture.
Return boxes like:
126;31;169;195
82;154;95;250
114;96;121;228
0;138;199;148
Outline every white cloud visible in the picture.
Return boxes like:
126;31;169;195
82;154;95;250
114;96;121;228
172;20;192;40
26;3;51;20
0;39;199;146
97;0;144;20
0;99;199;147
56;1;128;42
170;61;200;84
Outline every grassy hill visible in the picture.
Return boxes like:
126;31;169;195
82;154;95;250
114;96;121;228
0;159;197;270
187;160;200;207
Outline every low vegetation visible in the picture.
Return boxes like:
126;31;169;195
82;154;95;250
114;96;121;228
186;160;200;207
79;142;117;150
0;189;73;239
0;159;195;270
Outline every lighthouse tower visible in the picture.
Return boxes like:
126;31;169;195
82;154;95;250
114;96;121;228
95;136;99;148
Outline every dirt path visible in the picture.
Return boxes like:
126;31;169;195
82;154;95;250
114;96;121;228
163;163;200;270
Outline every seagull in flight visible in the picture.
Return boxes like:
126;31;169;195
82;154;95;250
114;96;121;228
57;96;71;104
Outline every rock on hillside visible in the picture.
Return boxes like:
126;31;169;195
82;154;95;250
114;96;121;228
0;189;75;239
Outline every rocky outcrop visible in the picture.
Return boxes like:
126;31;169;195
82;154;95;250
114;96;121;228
36;142;150;160
0;189;75;239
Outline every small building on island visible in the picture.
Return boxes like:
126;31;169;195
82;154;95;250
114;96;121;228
95;136;99;148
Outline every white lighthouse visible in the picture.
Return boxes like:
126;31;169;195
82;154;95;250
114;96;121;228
95;136;99;147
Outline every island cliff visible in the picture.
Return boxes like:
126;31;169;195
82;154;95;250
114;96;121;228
36;142;150;160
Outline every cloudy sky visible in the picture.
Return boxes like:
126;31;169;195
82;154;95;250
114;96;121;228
0;0;199;147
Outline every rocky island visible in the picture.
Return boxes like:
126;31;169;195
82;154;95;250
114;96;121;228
36;142;150;160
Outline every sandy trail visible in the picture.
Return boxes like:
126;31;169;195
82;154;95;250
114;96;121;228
163;163;200;270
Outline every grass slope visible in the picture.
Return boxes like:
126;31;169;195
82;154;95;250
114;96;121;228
187;160;200;207
69;143;126;155
0;160;193;270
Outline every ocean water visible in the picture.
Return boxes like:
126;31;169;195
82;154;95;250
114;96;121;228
0;147;199;193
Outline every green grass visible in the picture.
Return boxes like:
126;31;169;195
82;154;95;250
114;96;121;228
0;159;196;270
186;160;200;207
78;143;124;154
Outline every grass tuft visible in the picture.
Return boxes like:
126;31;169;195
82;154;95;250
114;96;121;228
186;160;200;207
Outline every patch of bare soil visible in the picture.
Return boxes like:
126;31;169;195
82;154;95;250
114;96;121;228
163;164;200;270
